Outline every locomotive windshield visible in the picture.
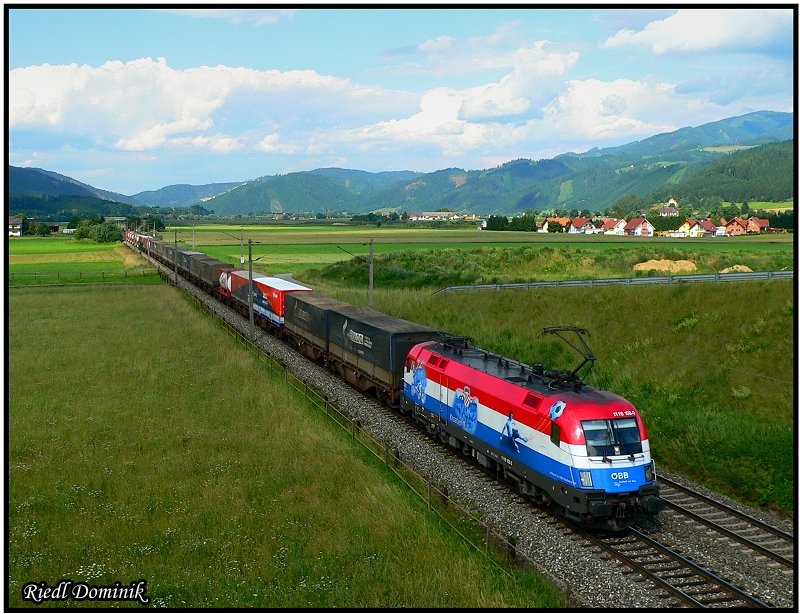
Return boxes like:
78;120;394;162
582;418;642;456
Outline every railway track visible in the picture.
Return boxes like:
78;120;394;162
571;525;775;608
377;410;781;609
655;476;794;569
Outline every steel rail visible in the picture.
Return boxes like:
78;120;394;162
628;527;774;609
658;476;793;542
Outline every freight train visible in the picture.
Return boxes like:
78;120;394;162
126;230;663;530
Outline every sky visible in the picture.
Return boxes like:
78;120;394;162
6;5;796;195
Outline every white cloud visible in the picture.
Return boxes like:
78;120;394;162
8;57;414;154
255;133;303;154
169;135;244;153
322;88;529;160
409;33;579;80
380;35;579;123
418;36;453;53
602;9;793;54
155;8;298;26
541;79;677;140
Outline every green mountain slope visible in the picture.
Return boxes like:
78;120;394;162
204;172;356;215
307;168;422;195
651;140;794;203
131;182;244;207
9;166;140;205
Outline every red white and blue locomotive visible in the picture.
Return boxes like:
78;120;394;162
126;230;663;530
402;331;663;531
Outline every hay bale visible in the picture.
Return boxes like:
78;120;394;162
633;259;697;273
720;264;753;273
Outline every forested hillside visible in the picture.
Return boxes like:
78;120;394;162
650;140;793;203
131;182;244;207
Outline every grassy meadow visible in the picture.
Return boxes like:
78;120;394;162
722;199;794;212
8;284;563;609
8;236;158;285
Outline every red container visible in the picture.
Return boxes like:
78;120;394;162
221;270;312;327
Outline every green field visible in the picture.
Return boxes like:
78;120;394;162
9;285;563;609
722;199;794;211
162;225;793;276
8;236;159;285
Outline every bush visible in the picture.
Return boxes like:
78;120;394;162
71;221;123;243
93;221;123;243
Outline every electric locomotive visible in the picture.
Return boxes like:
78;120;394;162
401;328;663;530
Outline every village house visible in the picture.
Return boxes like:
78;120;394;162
8;216;22;236
746;217;769;233
696;218;719;237
598;218;626;235
724;217;748;236
537;217;571;233
656;197;680;217
623;217;653;237
674;219;695;237
688;219;714;237
682;218;725;237
689;220;705;239
567;217;596;234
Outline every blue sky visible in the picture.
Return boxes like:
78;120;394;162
7;6;795;195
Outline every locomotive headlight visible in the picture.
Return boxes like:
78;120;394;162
644;462;655;482
579;470;593;488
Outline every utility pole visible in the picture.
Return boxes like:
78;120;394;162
369;238;374;308
173;229;178;284
192;225;195;250
248;239;255;341
240;227;245;265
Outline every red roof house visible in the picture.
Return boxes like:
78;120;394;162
624;217;653;237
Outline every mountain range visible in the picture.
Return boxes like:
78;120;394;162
8;110;794;218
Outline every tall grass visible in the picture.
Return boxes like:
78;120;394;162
8;285;563;608
304;244;794;288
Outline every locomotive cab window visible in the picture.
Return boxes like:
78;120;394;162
582;418;642;457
